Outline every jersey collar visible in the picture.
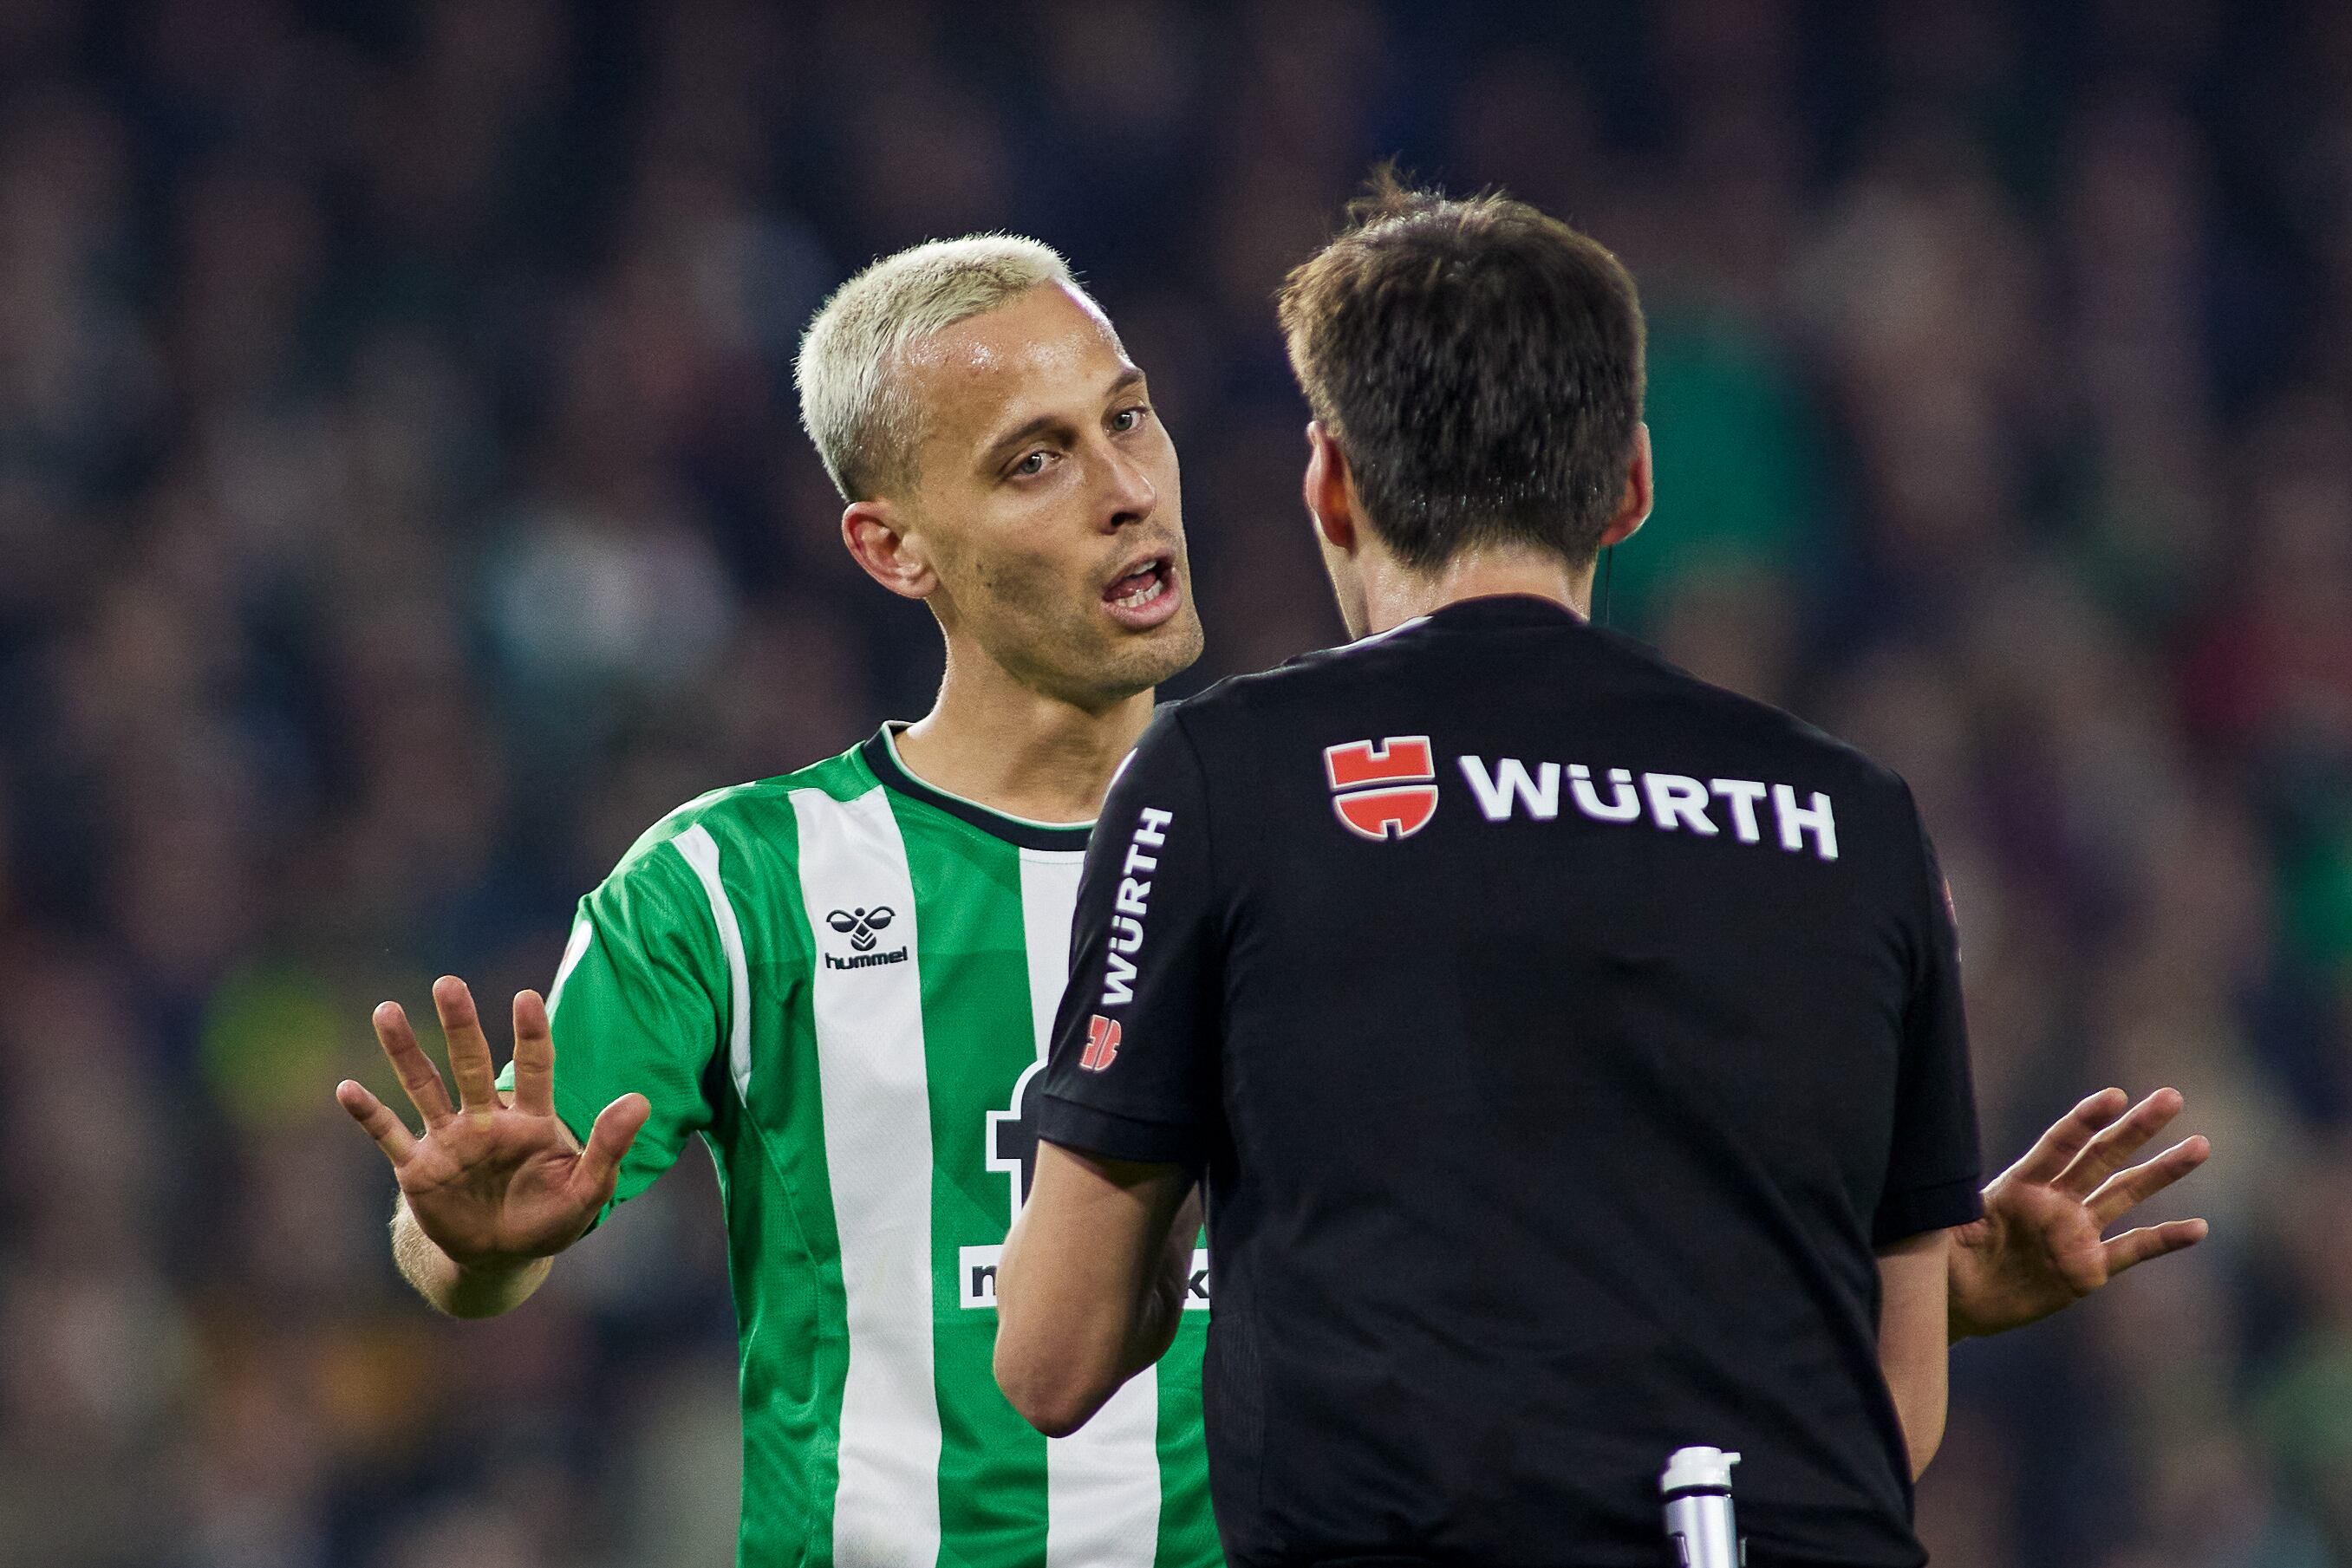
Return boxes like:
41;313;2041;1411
1419;592;1588;627
861;724;1098;853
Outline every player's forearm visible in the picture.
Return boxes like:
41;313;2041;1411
391;1198;553;1318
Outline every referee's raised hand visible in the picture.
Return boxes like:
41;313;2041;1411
1947;1086;2211;1340
336;976;649;1301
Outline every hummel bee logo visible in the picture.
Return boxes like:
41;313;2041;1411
822;905;908;971
825;906;895;951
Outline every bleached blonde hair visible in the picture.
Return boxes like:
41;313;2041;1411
795;234;1080;501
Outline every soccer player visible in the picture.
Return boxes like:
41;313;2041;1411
337;236;2207;1568
341;240;1218;1566
993;182;2212;1568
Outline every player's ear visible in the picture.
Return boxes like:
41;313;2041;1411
842;499;938;601
1303;421;1358;554
1599;422;1653;550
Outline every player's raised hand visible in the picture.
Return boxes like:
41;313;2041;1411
336;975;650;1272
1946;1086;2211;1340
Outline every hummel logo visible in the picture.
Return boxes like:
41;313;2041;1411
822;905;908;972
826;906;895;952
1324;737;1439;841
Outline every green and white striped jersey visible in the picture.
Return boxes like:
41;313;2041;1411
530;726;1217;1567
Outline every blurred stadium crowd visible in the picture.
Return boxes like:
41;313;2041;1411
1;0;2349;1564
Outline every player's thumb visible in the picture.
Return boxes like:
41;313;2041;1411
577;1092;651;1198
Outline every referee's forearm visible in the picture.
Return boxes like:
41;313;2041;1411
994;1228;1135;1435
995;1154;1196;1435
1123;1187;1202;1376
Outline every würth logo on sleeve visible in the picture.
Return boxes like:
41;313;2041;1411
1324;736;1439;841
1079;1014;1122;1071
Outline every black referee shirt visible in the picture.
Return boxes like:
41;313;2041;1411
1036;595;1981;1568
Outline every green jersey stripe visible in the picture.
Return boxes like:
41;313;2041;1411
1022;846;1168;1565
673;823;753;1103
902;805;1052;1565
792;783;945;1566
1152;1325;1217;1564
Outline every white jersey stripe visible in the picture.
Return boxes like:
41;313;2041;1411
544;914;594;1016
672;824;754;1105
1051;1374;1163;1566
792;787;944;1568
1018;849;1085;1065
1021;849;1165;1568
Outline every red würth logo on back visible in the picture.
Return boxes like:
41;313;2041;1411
1080;1014;1122;1071
1324;737;1439;840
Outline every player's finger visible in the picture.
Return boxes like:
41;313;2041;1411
374;1000;456;1127
2006;1087;2129;1187
2056;1086;2186;1199
509;989;555;1116
2086;1134;2210;1227
2101;1216;2210;1276
573;1092;651;1202
336;1079;417;1166
433;975;501;1112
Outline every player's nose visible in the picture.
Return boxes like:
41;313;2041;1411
1098;441;1157;530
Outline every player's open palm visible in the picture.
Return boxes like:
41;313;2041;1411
336;976;650;1271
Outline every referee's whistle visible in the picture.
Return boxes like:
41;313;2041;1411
1661;1446;1743;1568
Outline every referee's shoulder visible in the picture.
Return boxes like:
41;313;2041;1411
1156;621;1426;725
1593;621;1921;811
1149;653;1335;764
1163;617;1919;816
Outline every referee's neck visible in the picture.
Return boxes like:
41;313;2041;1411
1356;546;1592;637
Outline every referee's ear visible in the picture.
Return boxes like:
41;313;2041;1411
1301;420;1363;555
1597;423;1655;550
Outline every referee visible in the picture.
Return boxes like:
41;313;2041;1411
997;179;1973;1567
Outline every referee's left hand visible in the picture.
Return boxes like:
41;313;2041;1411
1946;1086;2211;1341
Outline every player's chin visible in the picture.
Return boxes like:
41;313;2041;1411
1132;602;1205;680
1090;604;1203;693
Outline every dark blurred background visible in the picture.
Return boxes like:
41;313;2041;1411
1;0;2348;1563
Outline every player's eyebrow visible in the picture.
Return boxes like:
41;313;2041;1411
976;366;1148;472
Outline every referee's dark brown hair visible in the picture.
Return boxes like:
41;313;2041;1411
1276;170;1647;572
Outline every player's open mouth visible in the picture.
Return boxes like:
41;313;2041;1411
1101;556;1182;629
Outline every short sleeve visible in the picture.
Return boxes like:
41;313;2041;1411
1035;707;1223;1169
1872;802;1984;1246
498;836;726;1219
